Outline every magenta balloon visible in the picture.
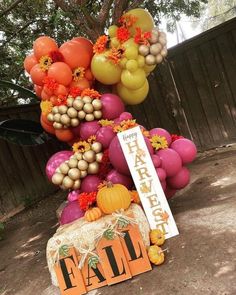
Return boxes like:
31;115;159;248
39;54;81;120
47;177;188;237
67;190;80;202
167;166;190;189
113;117;122;124
96;126;116;148
106;169;133;189
144;136;154;155
119;112;133;121
165;186;177;199
60;201;84;225
171;138;197;164
150;128;172;146
101;93;125;120
157;148;182;177
151;154;161;168
156;168;166;181
81;175;101;192
78;121;101;140
46;151;73;180
161;180;166;191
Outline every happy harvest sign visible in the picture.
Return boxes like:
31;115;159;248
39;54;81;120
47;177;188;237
118;126;179;239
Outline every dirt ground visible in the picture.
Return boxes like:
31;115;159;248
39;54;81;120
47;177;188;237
1;146;236;295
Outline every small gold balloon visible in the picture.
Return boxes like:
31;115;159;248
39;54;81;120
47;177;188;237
71;118;80;127
82;96;92;103
156;54;163;64
67;107;78;118
68;158;78;168
60;114;71;125
54;113;61;122
52;106;59;114
83;103;94;114
138;44;150;56
58;105;68;114
73;99;84;111
83;150;96;163
150;43;162;55
92;99;102;110
145;54;156;65
85;114;94;121
59;162;70;174
78;160;89;171
68;168;81;180
67;97;74;107
62;176;74;189
73;179;81;189
149;33;159;44
91;142;102;153
52;173;64;185
96;152;103;163
78;110;86;120
88;162;99;174
159;36;166;46
47;113;54;122
53;122;63;129
160;48;167;57
76;153;83;160
80;170;87;178
93;110;102;119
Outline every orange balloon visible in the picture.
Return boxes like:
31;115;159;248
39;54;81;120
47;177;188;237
24;54;38;73
72;37;93;58
59;41;91;69
55;129;74;142
34;85;43;98
30;64;47;86
70;78;90;91
84;68;94;81
33;36;58;60
48;62;72;86
41;89;51;101
50;95;58;105
40;113;55;134
43;85;54;96
54;84;68;96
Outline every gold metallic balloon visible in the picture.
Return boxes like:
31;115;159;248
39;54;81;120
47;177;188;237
96;152;103;163
145;54;156;65
88;162;99;174
68;158;78;168
71;118;80;127
83;150;96;163
91;142;102;153
52;106;59;114
85;114;95;121
68;168;81;180
73;179;81;189
156;54;163;64
59;162;70;174
62;176;74;189
80;170;87;178
93;110;102;119
58;105;68;114
73;99;84;111
92;99;102;110
67;97;74;107
52;173;64;185
78;110;86;120
53;122;63;129
76;153;83;160
78;159;89;171
83;103;94;114
47;113;54;122
60;114;71;125
54;113;61;122
67;107;78;118
82;96;92;103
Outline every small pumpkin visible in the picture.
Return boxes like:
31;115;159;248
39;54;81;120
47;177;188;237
150;229;165;246
97;181;131;214
85;207;102;222
148;245;165;265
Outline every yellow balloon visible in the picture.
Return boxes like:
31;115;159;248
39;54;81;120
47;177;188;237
121;68;146;90
110;37;121;48
91;52;122;85
108;25;118;38
143;64;156;76
123;38;138;49
123;8;154;36
116;79;149;105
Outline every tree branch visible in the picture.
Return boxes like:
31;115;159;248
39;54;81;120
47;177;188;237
97;0;113;26
0;0;25;18
112;0;129;24
127;0;145;11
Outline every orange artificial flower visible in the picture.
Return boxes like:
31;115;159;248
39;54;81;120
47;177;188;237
93;35;109;54
119;14;138;28
81;88;101;99
107;47;124;65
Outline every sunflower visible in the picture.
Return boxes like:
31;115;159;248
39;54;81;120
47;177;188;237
73;141;90;153
39;55;52;71
99;119;114;127
150;135;168;150
73;67;85;81
40;100;53;115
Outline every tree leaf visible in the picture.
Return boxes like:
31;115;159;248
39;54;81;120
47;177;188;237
0;119;51;146
0;80;37;99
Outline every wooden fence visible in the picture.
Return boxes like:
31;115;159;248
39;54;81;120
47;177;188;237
0;103;65;220
128;17;236;151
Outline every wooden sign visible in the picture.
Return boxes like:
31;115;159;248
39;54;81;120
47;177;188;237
118;126;179;238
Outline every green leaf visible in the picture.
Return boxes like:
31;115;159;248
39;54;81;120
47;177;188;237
103;228;115;240
59;245;69;257
88;255;99;269
0;80;37;99
0;119;51;146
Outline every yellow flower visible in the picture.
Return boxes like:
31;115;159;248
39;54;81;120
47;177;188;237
150;135;168;150
39;55;52;71
40;100;53;114
99;119;114;127
88;135;96;144
73;141;90;153
73;67;85;81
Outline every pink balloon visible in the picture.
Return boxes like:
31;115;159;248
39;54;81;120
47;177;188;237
78;121;100;140
60;201;84;225
167;167;190;189
119;112;133;121
161;180;166;191
106;169;133;189
156;168;166;181
101;93;125;120
46;151;73;180
165;186;177;199
67;190;80;202
96;126;116;149
150;128;172;146
157;148;182;177
151;154;161;168
81;175;101;192
113;117;122;124
144;136;154;155
171;138;197;164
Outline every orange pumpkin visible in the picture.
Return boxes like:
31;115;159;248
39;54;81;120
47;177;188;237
85;207;102;222
97;182;131;214
150;229;165;246
55;128;74;142
148;245;165;265
40;113;55;134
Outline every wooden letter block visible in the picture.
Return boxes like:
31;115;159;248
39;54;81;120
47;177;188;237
54;248;87;295
96;237;132;285
80;258;107;291
120;224;152;276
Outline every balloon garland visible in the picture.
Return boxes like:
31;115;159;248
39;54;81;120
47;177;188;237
24;8;197;226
